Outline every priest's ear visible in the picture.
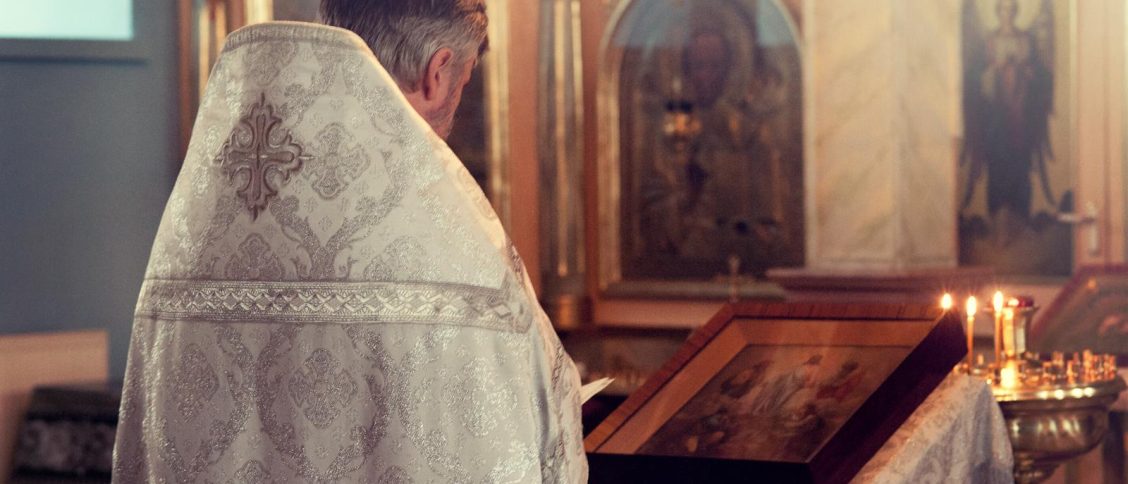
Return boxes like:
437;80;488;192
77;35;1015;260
418;47;458;106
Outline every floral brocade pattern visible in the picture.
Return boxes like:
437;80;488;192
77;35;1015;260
852;374;1013;483
288;349;359;428
170;344;219;421
228;460;276;484
303;123;370;200
113;22;586;483
224;234;286;280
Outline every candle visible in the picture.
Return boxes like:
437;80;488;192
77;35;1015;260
1009;296;1033;357
1002;306;1015;359
1000;365;1018;388
965;296;977;369
993;291;1005;364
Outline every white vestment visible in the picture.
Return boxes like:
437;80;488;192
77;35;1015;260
112;22;587;483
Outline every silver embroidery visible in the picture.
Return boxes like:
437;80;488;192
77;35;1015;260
345;325;470;481
254;326;390;481
216;93;309;220
454;159;498;221
111;319;151;481
377;465;413;484
289;349;358;428
419;190;496;287
271;195;399;280
114;22;587;483
148;195;241;280
362;237;436;281
545;342;579;481
136;279;527;332
154;324;255;483
450;358;516;437
224;234;286;280
228;460;275;484
244;39;296;87
304;123;369;200
171;344;219;420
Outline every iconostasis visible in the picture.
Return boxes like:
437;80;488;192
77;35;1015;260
177;0;1128;331
535;0;1128;332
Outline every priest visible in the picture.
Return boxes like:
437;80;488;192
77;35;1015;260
111;1;587;482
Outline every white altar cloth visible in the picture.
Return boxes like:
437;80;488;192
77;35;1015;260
853;373;1013;483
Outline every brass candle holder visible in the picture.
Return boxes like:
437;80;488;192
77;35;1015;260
991;358;1124;484
950;293;1126;484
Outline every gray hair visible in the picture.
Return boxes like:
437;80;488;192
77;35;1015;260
320;0;488;89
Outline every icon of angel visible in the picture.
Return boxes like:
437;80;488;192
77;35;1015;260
960;0;1058;244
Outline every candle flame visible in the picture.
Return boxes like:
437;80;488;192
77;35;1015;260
966;296;978;317
940;293;954;310
993;291;1004;313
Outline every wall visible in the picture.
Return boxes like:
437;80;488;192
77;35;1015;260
0;0;178;378
804;0;960;270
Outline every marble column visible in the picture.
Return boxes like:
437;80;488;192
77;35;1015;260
803;0;961;271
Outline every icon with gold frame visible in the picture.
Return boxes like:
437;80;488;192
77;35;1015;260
585;302;965;483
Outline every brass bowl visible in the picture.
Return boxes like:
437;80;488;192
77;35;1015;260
993;378;1126;484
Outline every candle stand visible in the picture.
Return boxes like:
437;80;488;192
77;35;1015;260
992;373;1124;483
955;296;1125;483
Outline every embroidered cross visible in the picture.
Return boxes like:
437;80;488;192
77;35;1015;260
216;93;309;220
